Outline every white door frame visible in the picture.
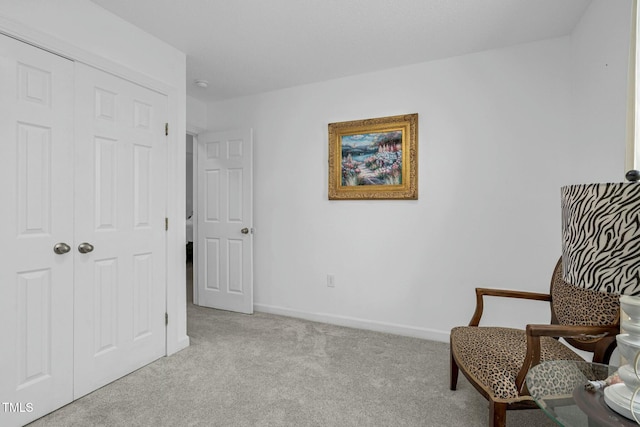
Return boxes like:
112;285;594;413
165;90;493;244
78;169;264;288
189;131;200;304
0;17;189;356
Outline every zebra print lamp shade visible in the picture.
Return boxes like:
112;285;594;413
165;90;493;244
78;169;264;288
567;178;640;420
561;182;640;296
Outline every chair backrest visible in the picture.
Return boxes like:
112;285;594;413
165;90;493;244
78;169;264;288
549;256;620;360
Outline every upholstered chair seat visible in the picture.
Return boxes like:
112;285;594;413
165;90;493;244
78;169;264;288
450;327;584;401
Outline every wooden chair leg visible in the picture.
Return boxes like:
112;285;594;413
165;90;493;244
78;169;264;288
450;347;459;390
489;401;507;427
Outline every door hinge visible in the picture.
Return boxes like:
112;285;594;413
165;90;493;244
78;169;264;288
165;122;169;136
165;217;168;231
165;312;168;325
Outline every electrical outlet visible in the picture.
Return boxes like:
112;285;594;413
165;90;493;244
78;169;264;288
327;275;335;287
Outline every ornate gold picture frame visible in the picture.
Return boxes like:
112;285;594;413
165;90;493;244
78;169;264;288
328;113;418;200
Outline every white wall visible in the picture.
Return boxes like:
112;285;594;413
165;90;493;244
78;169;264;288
187;95;207;133
570;0;631;182
0;0;184;87
0;0;189;354
205;0;629;343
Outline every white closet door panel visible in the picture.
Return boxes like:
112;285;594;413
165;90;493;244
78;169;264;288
0;34;74;427
73;63;167;399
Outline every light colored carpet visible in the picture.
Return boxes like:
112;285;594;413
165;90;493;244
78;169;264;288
26;266;556;427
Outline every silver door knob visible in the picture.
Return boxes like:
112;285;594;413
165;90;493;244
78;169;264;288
241;228;249;234
53;242;71;255
78;242;94;253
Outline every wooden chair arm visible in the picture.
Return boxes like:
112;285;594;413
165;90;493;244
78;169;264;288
514;324;619;393
469;288;551;326
526;324;618;338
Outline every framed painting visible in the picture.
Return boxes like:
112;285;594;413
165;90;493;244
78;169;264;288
328;113;418;200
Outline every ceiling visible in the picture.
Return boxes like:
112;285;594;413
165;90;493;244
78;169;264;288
89;0;592;103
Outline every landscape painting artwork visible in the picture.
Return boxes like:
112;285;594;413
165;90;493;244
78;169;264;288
341;131;403;186
328;114;418;200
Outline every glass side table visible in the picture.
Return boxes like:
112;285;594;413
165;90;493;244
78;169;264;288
526;360;637;426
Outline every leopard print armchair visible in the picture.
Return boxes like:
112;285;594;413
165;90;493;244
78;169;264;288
449;257;619;427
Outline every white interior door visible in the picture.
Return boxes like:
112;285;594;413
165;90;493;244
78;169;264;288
73;63;168;398
196;129;254;314
0;35;75;426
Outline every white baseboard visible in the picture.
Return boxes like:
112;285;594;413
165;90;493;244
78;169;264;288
254;303;449;343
